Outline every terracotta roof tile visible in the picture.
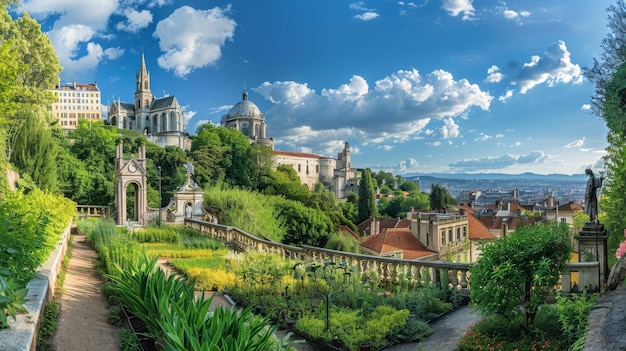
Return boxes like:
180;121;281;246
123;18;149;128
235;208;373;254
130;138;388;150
361;228;436;259
458;205;496;240
273;150;329;159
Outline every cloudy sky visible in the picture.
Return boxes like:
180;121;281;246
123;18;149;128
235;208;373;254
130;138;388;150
14;0;612;175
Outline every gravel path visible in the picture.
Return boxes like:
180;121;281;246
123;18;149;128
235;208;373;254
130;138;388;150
51;233;120;351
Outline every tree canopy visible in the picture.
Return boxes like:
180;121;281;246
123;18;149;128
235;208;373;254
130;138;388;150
470;222;572;331
357;168;378;224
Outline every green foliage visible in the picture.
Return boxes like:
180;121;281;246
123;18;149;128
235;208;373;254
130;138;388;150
429;183;456;212
9;110;59;192
458;314;561;351
36;300;59;351
400;181;419;193
179;228;225;249
324;232;361;253
392;317;432;343
276;199;335;247
0;189;75;284
357;168;377;224
0;274;28;329
263;164;310;202
87;220;144;281
470;222;572;331
296;306;410;351
556;293;598;348
600;134;626;268
203;184;285;242
132;227;180;243
119;328;142;351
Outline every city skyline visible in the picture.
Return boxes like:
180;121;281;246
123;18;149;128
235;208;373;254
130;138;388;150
14;0;612;176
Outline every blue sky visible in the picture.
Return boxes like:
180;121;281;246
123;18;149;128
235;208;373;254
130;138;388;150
14;0;613;175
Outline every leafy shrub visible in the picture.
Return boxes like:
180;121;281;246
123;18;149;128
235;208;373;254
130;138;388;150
119;328;141;351
556;293;598;348
0;189;75;284
296;306;409;351
179;227;225;249
132;227;179;243
141;243;224;258
470;222;572;331
185;267;236;291
391;316;432;343
458;323;560;351
0;274;28;329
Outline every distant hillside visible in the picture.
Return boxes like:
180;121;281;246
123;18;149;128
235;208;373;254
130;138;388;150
404;172;588;182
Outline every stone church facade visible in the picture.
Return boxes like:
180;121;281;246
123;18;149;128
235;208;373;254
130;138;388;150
108;54;190;149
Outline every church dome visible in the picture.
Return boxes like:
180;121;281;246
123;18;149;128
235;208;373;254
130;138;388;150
224;90;264;122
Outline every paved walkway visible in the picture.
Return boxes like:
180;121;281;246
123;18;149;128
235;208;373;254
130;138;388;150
386;305;479;351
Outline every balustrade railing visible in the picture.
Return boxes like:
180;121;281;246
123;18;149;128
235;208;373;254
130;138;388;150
185;219;601;293
76;205;112;218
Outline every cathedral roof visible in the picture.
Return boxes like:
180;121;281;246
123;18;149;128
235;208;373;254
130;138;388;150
151;96;177;110
224;90;264;121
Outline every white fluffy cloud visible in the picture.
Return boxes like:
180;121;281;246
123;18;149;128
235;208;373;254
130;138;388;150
253;68;491;154
513;40;582;94
19;0;121;78
449;151;548;171
117;9;153;33
441;0;475;20
154;6;236;77
355;12;380;20
564;137;585;149
485;65;504;83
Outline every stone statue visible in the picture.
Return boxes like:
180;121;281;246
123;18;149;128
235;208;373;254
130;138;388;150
185;203;192;218
585;168;604;222
185;162;194;175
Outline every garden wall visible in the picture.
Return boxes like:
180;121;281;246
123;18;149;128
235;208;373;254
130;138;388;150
0;219;73;351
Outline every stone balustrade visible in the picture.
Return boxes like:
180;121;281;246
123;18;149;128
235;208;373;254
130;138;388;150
76;205;112;218
186;218;601;293
186;219;470;291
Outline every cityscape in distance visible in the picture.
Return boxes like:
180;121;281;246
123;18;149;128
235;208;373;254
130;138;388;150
404;172;589;206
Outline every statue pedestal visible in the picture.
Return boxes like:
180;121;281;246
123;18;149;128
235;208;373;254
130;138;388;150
166;174;204;223
575;222;609;291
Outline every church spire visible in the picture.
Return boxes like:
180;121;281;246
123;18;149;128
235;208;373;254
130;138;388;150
135;51;152;116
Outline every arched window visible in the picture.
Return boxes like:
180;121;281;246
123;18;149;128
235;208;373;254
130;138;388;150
136;99;140;109
110;116;117;127
144;99;149;108
160;113;167;132
169;111;176;131
152;115;158;133
241;122;249;137
145;116;151;134
144;80;149;89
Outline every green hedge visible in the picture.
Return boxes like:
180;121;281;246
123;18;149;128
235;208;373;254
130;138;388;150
0;189;75;285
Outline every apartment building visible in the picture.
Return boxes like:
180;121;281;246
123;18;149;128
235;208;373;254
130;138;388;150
49;81;101;130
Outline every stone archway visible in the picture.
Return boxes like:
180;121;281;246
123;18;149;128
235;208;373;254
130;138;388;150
115;144;148;225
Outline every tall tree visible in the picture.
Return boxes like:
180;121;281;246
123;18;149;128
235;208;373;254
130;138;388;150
429;183;447;212
10;110;58;192
583;1;626;262
357;168;377;224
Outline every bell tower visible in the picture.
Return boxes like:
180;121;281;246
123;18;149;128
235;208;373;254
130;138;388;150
135;52;152;131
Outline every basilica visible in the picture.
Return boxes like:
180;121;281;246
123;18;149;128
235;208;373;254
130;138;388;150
221;89;359;199
107;54;190;149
